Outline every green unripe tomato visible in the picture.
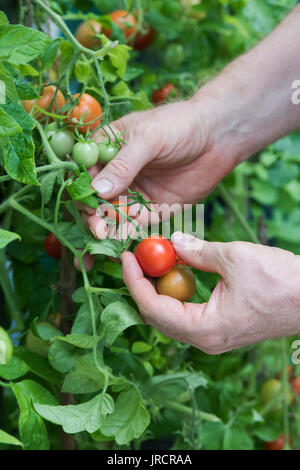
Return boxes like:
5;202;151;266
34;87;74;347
25;323;50;358
98;143;120;164
49;129;75;159
260;378;293;414
164;43;184;70
73;141;99;168
0;327;13;364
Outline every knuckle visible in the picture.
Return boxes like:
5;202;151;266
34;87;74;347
107;157;132;181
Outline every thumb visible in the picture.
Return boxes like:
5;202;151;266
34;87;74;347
171;232;230;276
91;139;153;199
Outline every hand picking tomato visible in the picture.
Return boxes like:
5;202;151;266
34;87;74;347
135;235;176;277
75;19;102;49
98;141;120;164
132;26;156;50
73;141;99;168
291;376;300;396
104;10;137;39
44;232;61;259
102;200;129;224
48;128;75;158
68;93;102;134
264;433;292;450
24;85;65;120
0;326;13;365
152;83;178;105
156;264;196;302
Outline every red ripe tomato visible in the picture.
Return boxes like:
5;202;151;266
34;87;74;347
44;233;61;260
291;376;300;396
152;83;178;105
24;85;65;121
103;200;129;224
75;20;102;49
135;235;176;277
264;433;292;450
104;10;137;39
68;93;102;134
132;26;156;50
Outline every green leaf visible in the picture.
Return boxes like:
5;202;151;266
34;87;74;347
40;171;58;207
48;340;77;373
223;424;254;450
268;161;299;187
131;341;152;354
0;61;18;101
34;394;106;434
86;239;124;258
62;353;106;394
199;422;225;450
0;12;9;26
15;79;39;100
40;38;60;72
101;302;143;345
100;388;150;445
111;80;131;97
66;172;98;208
53;334;100;349
251;179;278;205
0;228;21;249
75;59;92;83
108;44;130;78
1;131;38;185
11;380;58;450
0;356;29;380
34;322;63;342
0;429;22;447
146;372;208;403
0;106;22;136
98;260;123;279
14;346;62;384
0;25;50;64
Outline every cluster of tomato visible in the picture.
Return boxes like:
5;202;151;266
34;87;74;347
75;10;178;106
24;85;120;168
261;371;300;450
135;235;196;302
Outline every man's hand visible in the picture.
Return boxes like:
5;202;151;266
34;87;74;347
122;232;300;354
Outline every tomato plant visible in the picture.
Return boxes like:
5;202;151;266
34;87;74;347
44;233;62;259
156;264;196;302
135;235;176;277
0;0;299;453
68;93;102;134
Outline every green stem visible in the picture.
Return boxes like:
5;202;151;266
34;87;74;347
0;251;23;329
32;0;98;57
35;121;60;164
164;399;221;423
87;286;130;296
218;183;259;244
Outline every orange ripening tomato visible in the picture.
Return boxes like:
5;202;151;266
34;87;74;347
68;93;102;134
103;200;129;224
264;433;292;450
152;83;178;105
104;10;137;39
24;85;65;121
75;20;102;49
132;26;156;50
156;264;196;302
135;235;176;278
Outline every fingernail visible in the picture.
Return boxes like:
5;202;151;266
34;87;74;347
92;178;113;195
171;232;204;251
171;231;192;247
